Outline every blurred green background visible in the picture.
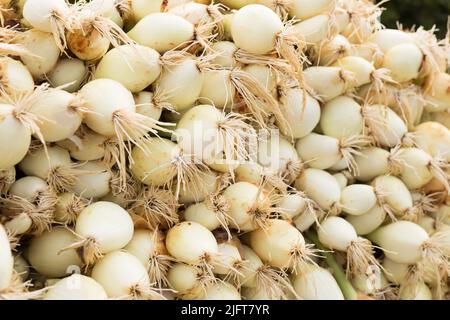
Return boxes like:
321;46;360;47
377;0;450;39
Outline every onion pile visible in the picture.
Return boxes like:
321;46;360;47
0;0;449;300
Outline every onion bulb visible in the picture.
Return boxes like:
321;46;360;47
249;219;317;271
67;201;134;266
43;274;107;300
91;250;162;299
26;226;83;278
318;216;380;277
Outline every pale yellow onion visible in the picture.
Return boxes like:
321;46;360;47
0;224;13;291
209;41;238;68
292;264;344;300
353;147;390;182
167;263;203;297
26;227;83;278
249;219;311;270
242;64;277;96
94;45;161;93
199;282;241;300
128;13;194;53
231;4;283;55
134;91;163;121
20;29;60;78
166;221;218;265
0;57;35;96
333;173;348;190
130;138;179;186
340;184;377;216
424;73;450;112
222;182;269;232
177;170;219;204
29;89;83;142
295;168;341;212
372;175;413;216
295;133;341;170
44;274;108;300
258;135;301;182
277;86;321;138
367;29;414;54
0;104;31;170
314;34;352;66
320;96;363;139
154;57;203;111
48;58;87;93
382;43;423;83
75;201;134;255
19;145;73;181
304;66;356;101
363;104;408;147
56;127;107;161
293;14;330;45
346;204;386;235
70;161;112;199
22;0;70;33
91;250;154;299
414;122;450;161
368;221;429;264
78;79;135;137
288;0;334;20
333;56;375;87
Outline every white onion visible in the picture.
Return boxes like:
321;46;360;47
199;282;241;300
166;221;219;266
382;43;423;83
22;0;70;34
222;182;270;232
48;58;87;93
354;147;390;182
94;45;161;93
0;223;13;292
292;264;344;300
44;274;108;300
0;57;34;96
368;221;449;265
19;29;60;78
91;250;160;299
0;104;33;170
362;104;408;147
340;184;377;216
154;56;203;111
72;201;134;265
277;86;321;138
70;161;112;199
295;168;341;213
0;166;16;194
26;226;83;278
30;88;83;142
304;66;356;101
124;229;171;287
367;29;414;54
346;204;386;236
372;175;413;217
318;216;379;276
128;13;194;53
414;122;450;162
249;219;314;271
